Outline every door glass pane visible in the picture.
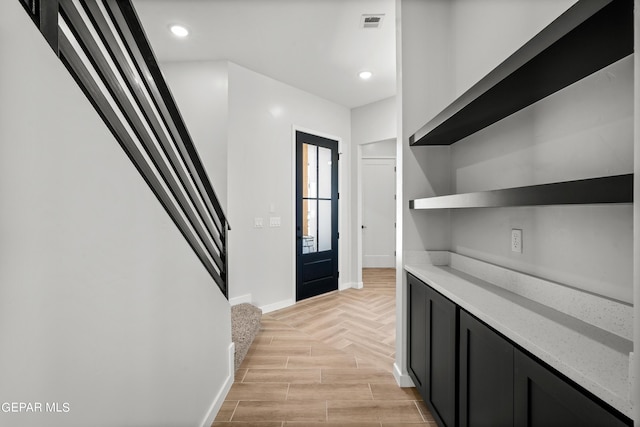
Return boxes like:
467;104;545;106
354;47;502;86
318;200;332;252
318;146;332;199
303;199;317;253
305;144;317;198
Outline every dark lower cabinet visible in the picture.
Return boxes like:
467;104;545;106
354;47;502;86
407;273;632;427
407;274;458;427
408;274;428;398
459;310;514;427
514;349;629;427
427;287;458;427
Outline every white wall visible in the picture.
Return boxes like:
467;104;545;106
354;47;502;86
158;59;353;310
451;56;634;303
450;0;576;97
440;0;633;304
161;60;229;212
352;96;397;146
399;0;453;255
361;139;396;158
227;62;351;310
0;2;231;426
395;0;454;385
396;0;630;385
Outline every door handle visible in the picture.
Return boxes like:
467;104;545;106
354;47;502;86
361;225;367;229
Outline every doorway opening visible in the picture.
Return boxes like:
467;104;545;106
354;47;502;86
362;157;396;268
358;138;397;283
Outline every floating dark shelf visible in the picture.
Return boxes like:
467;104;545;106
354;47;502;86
409;174;633;210
409;0;634;146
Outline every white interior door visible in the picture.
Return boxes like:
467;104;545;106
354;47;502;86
362;158;396;268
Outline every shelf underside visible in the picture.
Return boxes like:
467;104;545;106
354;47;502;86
409;174;633;210
410;0;634;146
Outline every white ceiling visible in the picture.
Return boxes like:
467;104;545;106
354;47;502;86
132;0;396;109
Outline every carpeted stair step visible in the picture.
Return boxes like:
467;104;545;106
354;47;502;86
231;303;262;371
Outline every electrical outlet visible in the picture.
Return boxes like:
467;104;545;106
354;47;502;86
511;229;523;253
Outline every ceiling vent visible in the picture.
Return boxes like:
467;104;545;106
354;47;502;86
361;14;384;29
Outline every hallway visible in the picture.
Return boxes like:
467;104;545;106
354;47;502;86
213;269;436;426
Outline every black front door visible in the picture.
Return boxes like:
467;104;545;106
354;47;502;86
296;131;339;301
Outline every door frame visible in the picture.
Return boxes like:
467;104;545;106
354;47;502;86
361;156;397;268
356;139;397;284
291;125;343;301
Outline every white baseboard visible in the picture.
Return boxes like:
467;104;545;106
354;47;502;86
393;362;415;388
339;281;352;291
229;293;252;306
260;298;295;314
339;281;364;291
363;255;396;268
200;342;235;427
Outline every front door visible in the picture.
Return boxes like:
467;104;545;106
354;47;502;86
296;131;339;301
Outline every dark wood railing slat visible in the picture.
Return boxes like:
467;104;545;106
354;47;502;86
21;0;229;298
59;1;227;273
77;0;226;249
107;0;227;235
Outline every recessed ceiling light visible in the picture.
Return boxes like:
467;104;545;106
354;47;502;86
169;25;189;38
359;71;373;80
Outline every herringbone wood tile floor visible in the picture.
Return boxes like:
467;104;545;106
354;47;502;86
265;268;397;371
213;268;436;426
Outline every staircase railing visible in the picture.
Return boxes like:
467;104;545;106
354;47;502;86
19;0;230;298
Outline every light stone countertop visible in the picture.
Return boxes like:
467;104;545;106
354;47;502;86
404;262;633;419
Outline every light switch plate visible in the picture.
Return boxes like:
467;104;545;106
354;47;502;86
269;217;281;227
254;217;264;228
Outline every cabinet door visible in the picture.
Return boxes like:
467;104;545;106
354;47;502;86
514;349;630;427
459;310;513;427
425;285;458;427
407;274;428;398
